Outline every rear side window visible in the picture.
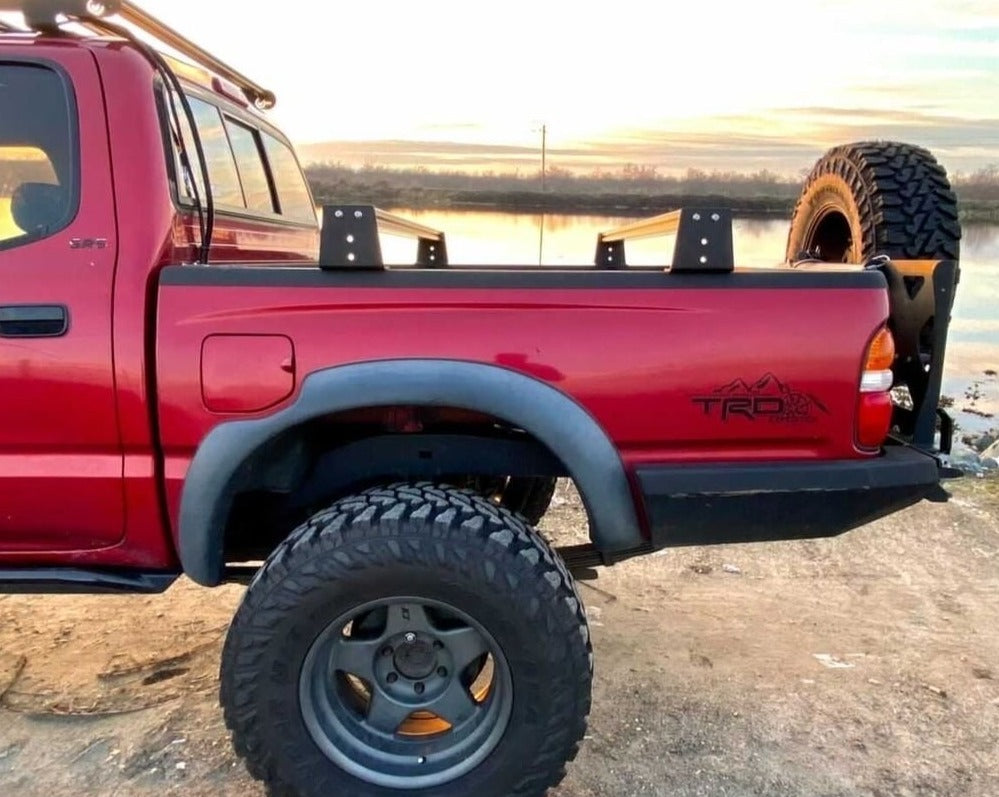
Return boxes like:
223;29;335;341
182;96;243;208
262;133;316;224
224;120;274;214
0;63;76;249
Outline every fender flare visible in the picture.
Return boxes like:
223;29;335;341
177;359;644;585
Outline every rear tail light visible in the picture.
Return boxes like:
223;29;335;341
856;326;896;450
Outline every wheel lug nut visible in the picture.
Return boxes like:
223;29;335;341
432;641;443;650
414;682;425;695
381;646;393;657
387;672;398;684
437;667;447;678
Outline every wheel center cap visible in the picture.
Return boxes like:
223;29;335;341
394;640;436;680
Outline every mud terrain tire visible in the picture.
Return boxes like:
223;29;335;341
220;482;591;797
786;141;960;264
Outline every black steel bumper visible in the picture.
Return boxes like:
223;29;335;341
636;445;947;548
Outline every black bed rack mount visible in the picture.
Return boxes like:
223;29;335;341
318;204;735;272
595;207;734;272
0;0;276;108
320;205;448;270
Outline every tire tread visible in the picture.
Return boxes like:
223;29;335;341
788;140;961;261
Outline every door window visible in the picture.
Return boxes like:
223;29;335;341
0;63;76;249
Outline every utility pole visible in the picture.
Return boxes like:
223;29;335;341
538;123;547;266
540;123;547;192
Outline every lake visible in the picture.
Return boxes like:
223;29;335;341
378;209;998;436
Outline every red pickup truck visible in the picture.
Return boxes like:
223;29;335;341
0;3;962;796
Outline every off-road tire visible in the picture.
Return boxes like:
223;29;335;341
786;141;961;264
500;477;558;526
220;482;591;797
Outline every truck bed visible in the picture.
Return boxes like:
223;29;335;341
156;263;892;533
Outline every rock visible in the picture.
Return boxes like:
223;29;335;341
949;447;985;475
813;653;855;669
961;431;998;454
982;458;998;471
722;563;741;575
982;439;999;461
972;431;999;453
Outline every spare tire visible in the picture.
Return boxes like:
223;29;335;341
786;141;961;264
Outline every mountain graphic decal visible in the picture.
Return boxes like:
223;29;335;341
694;373;830;421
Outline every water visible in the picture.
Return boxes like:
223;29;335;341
378;209;998;435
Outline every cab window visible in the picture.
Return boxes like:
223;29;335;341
262;133;316;224
224;119;274;214
180;96;244;208
0;63;76;249
163;90;315;226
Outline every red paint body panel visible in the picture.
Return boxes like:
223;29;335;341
0;33;892;573
0;42;123;554
154;282;888;532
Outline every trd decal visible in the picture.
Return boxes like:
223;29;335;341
692;373;829;422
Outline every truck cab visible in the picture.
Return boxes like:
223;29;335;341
0;26;317;563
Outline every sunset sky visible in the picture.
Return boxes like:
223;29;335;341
8;0;999;175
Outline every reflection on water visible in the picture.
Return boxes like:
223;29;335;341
380;209;792;268
380;209;998;431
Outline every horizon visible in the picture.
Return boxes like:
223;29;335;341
5;1;997;176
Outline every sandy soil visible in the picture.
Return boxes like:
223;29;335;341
1;477;997;797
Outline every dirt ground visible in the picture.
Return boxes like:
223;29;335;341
2;477;998;797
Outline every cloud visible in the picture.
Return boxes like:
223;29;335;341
300;103;999;177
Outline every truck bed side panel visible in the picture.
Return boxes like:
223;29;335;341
156;267;889;531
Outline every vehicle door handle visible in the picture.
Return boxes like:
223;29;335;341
0;305;69;337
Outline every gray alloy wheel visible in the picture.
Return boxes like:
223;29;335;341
299;597;513;789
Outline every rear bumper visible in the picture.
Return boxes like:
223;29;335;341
636;445;945;548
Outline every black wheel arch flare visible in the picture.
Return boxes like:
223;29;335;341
176;359;644;585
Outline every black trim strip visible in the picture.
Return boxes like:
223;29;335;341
161;264;887;290
0;568;179;594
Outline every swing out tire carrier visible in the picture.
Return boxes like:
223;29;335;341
0;2;964;795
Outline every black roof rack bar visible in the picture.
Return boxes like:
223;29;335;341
114;2;275;108
0;1;276;108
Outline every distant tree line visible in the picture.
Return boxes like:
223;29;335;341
304;162;999;219
953;165;999;200
306;162;805;198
